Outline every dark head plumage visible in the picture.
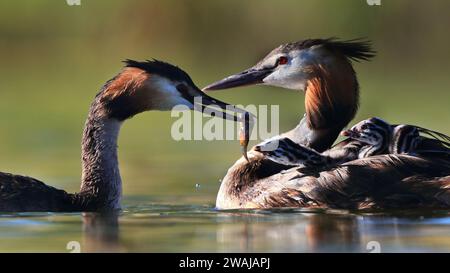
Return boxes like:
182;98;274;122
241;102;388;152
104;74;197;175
124;59;195;85
275;38;376;62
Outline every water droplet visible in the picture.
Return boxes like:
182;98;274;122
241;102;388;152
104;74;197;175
195;183;201;190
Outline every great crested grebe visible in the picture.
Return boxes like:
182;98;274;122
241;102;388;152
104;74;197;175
0;60;245;212
203;38;450;209
256;117;450;167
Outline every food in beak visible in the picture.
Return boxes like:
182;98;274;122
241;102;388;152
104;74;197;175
193;91;255;160
239;112;255;162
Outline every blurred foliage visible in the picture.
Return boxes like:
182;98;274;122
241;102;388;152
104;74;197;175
0;0;449;201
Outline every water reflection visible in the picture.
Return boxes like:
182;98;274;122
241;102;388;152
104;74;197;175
214;212;365;252
82;212;122;252
80;208;371;252
0;204;449;252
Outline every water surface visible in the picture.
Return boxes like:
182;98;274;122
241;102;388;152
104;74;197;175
1;196;449;253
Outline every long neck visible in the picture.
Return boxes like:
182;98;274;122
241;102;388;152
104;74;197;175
283;61;359;152
79;100;123;211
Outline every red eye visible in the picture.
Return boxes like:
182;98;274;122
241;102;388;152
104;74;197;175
277;56;288;65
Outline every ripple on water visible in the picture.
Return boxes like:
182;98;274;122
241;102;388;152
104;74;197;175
0;198;449;252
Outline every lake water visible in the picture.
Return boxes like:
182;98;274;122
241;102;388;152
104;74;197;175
0;196;449;253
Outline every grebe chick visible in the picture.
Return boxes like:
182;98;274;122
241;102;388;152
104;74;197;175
253;117;392;168
254;137;365;168
343;117;450;156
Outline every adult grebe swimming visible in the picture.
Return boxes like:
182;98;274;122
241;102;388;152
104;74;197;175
0;60;245;212
203;38;450;210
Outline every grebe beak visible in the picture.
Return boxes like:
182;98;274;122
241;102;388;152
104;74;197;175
188;87;247;120
340;130;350;137
187;87;255;160
202;67;273;91
341;129;359;138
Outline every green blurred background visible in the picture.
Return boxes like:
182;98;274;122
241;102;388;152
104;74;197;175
0;0;449;203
